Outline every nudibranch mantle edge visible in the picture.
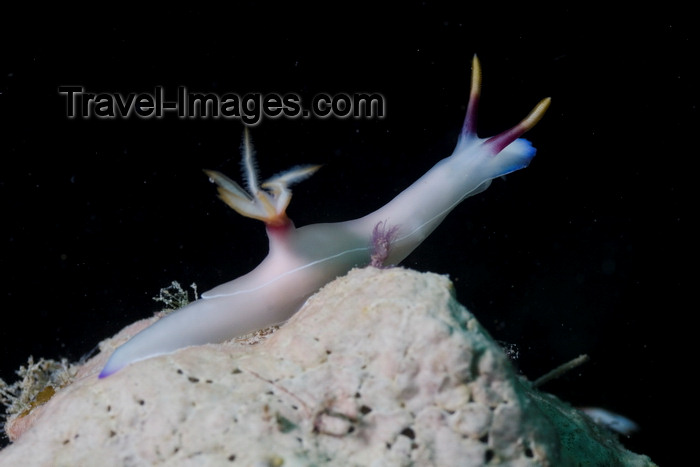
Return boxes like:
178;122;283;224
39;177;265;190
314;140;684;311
99;56;550;378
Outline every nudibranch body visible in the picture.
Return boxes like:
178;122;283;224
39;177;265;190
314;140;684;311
99;57;550;378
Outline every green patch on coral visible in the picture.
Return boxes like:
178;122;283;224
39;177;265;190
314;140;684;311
276;412;298;434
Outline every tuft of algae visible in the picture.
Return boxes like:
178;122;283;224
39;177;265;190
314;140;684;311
151;281;197;314
0;356;76;433
1;281;198;440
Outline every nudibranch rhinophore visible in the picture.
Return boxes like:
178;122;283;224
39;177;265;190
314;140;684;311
99;56;550;378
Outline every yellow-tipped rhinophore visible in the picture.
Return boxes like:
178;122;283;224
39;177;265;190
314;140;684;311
518;97;552;133
470;54;482;101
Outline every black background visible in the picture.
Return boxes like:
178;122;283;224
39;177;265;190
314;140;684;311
1;5;693;464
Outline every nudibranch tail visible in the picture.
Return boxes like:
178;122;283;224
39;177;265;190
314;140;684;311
99;57;550;378
204;130;321;227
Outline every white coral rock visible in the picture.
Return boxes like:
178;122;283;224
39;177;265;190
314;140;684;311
0;268;655;466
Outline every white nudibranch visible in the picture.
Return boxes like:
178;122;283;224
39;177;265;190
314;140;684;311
99;56;551;378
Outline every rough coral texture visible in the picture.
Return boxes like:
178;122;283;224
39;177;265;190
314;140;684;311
0;268;655;466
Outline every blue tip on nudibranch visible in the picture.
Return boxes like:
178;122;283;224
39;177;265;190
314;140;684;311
496;138;538;176
98;356;123;378
98;366;115;379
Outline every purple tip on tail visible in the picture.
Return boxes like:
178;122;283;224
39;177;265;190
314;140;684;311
98;356;121;378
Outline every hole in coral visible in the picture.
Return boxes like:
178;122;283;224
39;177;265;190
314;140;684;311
484;449;494;463
228;454;236;461
525;447;534;458
188;377;200;383
359;405;372;415
400;427;415;440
